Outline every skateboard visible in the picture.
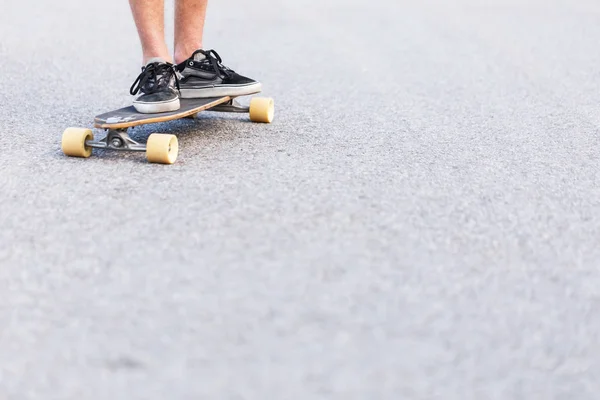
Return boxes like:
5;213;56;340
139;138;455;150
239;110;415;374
61;95;274;164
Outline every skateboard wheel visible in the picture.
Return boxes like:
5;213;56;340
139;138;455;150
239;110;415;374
62;128;94;158
146;133;178;164
249;97;274;123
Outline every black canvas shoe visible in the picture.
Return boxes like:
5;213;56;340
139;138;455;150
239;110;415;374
176;49;262;98
130;58;181;114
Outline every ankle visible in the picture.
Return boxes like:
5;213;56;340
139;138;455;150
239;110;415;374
174;45;202;65
143;52;173;65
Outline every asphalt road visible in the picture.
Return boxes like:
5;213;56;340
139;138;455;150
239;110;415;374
1;0;600;398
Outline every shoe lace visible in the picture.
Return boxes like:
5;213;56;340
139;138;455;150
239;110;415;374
192;49;234;78
130;62;180;96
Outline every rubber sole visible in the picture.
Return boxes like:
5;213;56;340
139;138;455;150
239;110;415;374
133;98;181;114
179;82;262;99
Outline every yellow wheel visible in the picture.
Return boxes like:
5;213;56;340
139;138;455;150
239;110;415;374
146;133;178;164
62;128;93;158
249;97;274;123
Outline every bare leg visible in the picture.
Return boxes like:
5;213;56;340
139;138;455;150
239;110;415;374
129;0;173;64
174;0;208;64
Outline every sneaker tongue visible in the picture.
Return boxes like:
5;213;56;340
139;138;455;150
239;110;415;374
192;52;207;62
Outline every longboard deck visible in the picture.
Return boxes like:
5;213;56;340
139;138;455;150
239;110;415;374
94;96;232;129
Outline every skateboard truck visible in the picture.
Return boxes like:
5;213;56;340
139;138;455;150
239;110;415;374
210;98;250;113
187;98;250;118
86;129;146;152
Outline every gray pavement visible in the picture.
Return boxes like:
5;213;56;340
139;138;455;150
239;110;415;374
1;0;600;398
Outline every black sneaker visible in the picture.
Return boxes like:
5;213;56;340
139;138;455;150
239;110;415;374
130;58;181;114
176;49;262;98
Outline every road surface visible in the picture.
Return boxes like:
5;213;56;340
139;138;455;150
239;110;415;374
1;0;599;398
